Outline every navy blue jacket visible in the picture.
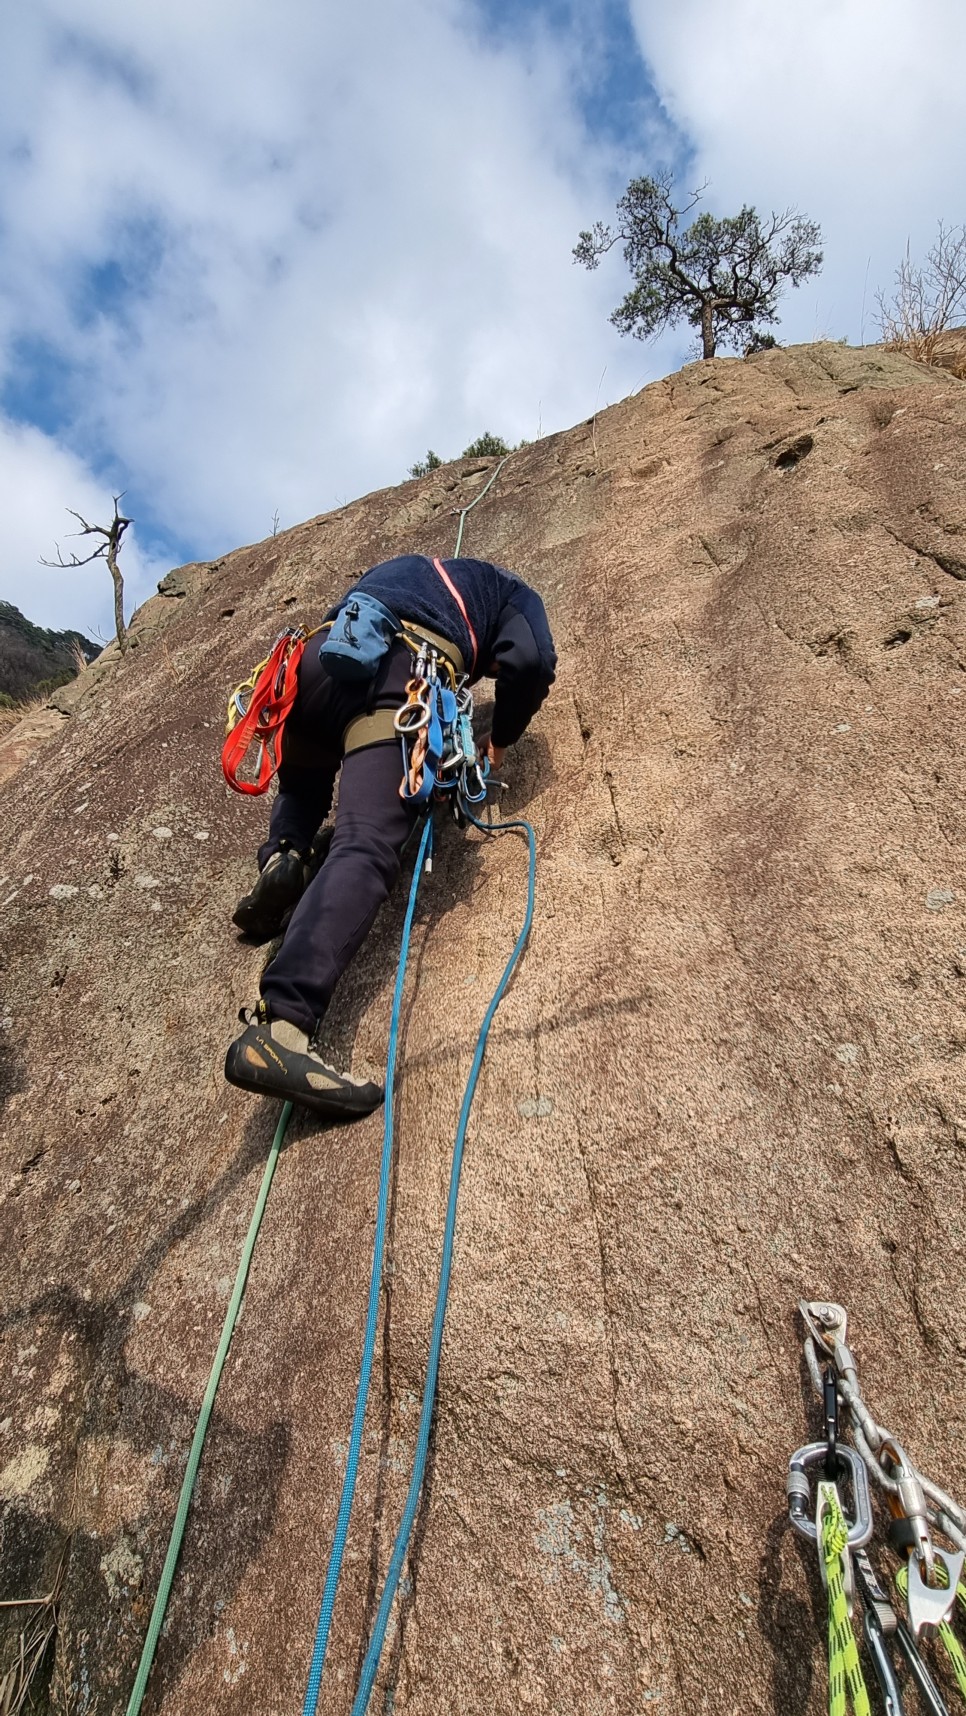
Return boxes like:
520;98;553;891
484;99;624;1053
342;555;556;749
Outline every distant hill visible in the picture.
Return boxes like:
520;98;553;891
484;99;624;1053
0;600;99;705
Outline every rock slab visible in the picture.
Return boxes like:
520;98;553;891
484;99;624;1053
2;342;966;1713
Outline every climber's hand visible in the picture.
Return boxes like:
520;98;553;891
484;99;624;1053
483;736;506;770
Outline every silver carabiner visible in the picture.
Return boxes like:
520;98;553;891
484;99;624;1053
882;1438;935;1588
787;1442;873;1576
907;1548;965;1639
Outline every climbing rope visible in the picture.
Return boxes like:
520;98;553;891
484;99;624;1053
303;801;535;1714
453;456;510;556
822;1488;872;1716
125;466;522;1710
125;1101;292;1716
300;813;431;1704
300;458;521;1709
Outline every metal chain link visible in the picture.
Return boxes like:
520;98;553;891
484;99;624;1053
801;1301;966;1556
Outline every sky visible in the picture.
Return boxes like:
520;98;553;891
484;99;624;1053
1;0;964;640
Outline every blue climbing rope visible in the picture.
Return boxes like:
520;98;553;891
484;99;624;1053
302;802;536;1715
301;813;433;1713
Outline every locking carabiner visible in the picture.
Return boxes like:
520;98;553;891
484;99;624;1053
788;1441;873;1599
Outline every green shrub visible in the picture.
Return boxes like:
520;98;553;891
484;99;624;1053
462;432;511;458
409;450;443;478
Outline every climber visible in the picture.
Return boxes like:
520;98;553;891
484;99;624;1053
224;553;556;1120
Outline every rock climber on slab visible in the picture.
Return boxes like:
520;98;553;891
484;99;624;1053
224;553;556;1121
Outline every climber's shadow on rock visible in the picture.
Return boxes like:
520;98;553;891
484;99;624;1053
755;1341;828;1716
0;1119;291;1710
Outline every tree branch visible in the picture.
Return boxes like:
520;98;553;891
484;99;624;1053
40;496;132;651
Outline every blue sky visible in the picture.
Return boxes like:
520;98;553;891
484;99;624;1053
1;0;964;639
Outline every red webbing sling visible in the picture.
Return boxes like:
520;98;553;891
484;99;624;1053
221;629;308;795
431;556;478;674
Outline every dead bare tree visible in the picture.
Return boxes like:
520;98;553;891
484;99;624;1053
41;496;132;653
876;223;966;363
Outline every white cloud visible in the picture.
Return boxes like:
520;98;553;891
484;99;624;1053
0;0;679;629
14;0;954;638
628;0;966;342
0;418;166;636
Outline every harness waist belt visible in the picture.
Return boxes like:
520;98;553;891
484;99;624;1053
343;620;464;755
397;619;464;677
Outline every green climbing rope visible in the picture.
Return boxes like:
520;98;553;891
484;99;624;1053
124;1100;292;1716
820;1486;871;1716
453;456;510;555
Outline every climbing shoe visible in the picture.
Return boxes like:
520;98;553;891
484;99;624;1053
224;1006;384;1120
232;829;332;940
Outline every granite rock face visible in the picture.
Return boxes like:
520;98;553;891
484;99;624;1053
3;342;966;1714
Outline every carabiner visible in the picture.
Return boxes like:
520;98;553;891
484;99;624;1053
395;700;431;735
906;1548;965;1639
894;1618;954;1716
787;1443;873;1560
395;676;432;735
882;1438;935;1589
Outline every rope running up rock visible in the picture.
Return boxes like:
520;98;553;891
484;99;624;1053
125;454;524;1715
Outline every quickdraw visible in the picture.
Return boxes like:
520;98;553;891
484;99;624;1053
790;1300;966;1715
395;639;488;814
221;628;314;796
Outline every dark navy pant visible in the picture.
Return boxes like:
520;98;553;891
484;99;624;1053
259;640;421;1035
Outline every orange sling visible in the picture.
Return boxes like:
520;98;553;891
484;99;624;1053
221;629;308;795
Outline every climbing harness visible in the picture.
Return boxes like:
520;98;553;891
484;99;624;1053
789;1300;966;1715
395;637;488;812
221;628;312;795
222;536;497;799
127;457;525;1714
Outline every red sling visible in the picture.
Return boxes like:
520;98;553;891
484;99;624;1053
431;557;478;676
221;629;308;795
